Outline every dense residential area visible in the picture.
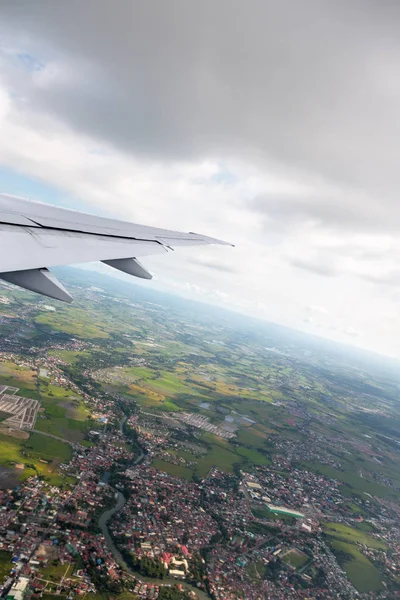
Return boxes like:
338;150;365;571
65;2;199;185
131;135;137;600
0;272;399;600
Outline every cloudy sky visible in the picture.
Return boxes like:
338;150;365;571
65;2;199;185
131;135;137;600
0;1;400;358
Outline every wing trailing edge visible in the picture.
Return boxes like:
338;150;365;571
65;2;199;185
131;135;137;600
0;194;233;302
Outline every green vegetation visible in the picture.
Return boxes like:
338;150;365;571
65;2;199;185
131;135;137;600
0;430;71;485
330;539;382;593
282;549;309;569
159;587;193;600
48;349;88;364
195;436;241;477
130;555;167;579
304;461;400;501
324;522;386;550
146;371;196;395
1;269;400;600
152;459;193;480
36;382;94;443
24;432;72;462
0;550;11;582
247;521;278;536
40;561;77;581
245;560;264;581
36;307;110;339
167;448;198;462
237;426;269;447
0;361;38;398
236;446;270;465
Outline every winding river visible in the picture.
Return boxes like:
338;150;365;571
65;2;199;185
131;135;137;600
98;420;210;599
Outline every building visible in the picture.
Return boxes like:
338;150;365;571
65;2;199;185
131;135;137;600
267;504;305;518
7;577;29;600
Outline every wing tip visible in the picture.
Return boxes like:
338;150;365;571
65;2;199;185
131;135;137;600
188;232;235;247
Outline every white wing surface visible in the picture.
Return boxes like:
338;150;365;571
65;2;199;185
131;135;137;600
0;194;232;303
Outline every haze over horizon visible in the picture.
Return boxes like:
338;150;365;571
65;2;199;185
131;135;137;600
1;1;400;358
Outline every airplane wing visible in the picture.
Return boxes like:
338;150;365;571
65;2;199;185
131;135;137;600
0;193;232;303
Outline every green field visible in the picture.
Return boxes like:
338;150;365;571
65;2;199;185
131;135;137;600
24;432;72;462
0;361;39;398
0;361;94;444
35;308;110;339
304;462;399;501
195;442;241;477
0;431;72;485
0;550;12;583
324;522;387;550
236;446;271;466
153;433;262;479
125;366;156;380
40;561;79;582
282;549;309;569
152;459;193;480
47;349;88;364
167;448;199;462
36;382;94;442
124;366;204;398
154;429;273;479
237;426;268;448
245;560;264;581
330;539;382;593
148;371;200;395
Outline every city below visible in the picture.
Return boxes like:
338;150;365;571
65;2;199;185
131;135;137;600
0;268;398;600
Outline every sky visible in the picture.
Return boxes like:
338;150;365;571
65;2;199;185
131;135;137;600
0;1;400;358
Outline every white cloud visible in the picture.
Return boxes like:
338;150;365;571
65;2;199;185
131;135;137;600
307;305;329;316
0;2;399;359
0;84;10;121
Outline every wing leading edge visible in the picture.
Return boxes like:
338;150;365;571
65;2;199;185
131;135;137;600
0;193;233;302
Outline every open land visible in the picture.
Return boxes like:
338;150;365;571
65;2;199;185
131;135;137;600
0;268;399;600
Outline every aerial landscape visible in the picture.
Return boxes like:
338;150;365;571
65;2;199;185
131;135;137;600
0;268;398;600
1;1;400;599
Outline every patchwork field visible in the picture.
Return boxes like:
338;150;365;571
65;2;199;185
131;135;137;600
0;361;39;398
0;361;93;483
35;307;110;339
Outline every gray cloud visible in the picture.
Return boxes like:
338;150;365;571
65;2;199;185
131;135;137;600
288;257;338;277
190;257;236;274
2;0;400;218
358;270;400;286
1;1;400;356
